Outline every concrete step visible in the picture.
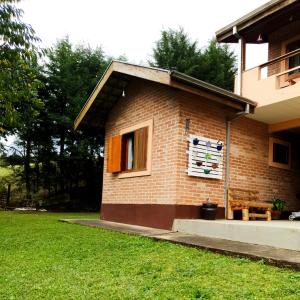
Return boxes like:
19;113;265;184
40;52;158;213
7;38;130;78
173;219;300;251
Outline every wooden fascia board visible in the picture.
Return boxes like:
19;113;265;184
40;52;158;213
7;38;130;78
169;81;245;111
269;118;300;133
112;61;170;85
216;0;296;42
74;60;250;130
74;62;170;129
74;63;114;129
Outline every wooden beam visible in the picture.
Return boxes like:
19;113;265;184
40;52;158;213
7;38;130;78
260;48;300;69
74;63;114;129
170;81;244;111
269;118;300;133
216;0;298;42
74;61;170;129
74;60;253;131
113;61;170;85
241;38;246;72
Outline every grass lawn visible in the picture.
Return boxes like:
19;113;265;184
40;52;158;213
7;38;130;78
1;212;300;299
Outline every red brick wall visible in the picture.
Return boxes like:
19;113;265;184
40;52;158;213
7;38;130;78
268;20;300;76
102;79;180;206
175;92;300;210
174;91;229;207
230;118;300;210
103;80;300;212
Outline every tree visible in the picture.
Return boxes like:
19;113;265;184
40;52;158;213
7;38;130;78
150;28;237;91
33;38;108;207
197;40;237;91
45;38;108;160
0;0;42;134
150;27;202;75
2;37;110;208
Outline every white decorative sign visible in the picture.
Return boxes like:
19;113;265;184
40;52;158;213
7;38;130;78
187;135;224;180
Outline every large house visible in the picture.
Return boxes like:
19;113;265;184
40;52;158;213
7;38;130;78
75;0;300;231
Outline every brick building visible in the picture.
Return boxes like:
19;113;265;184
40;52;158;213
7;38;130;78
75;60;300;229
75;0;300;230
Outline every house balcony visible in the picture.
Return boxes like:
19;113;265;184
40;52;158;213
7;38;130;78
240;48;300;107
240;48;300;126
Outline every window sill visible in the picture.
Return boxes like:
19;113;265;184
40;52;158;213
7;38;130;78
269;161;291;170
118;170;151;179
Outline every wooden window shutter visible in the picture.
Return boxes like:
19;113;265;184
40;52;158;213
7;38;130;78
107;135;122;173
134;127;148;170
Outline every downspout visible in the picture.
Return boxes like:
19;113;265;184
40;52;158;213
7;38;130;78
223;26;247;218
224;102;250;219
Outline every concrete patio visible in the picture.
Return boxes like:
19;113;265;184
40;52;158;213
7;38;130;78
173;219;300;251
60;219;300;270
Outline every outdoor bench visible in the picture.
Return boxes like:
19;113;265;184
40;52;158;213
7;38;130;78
227;188;272;221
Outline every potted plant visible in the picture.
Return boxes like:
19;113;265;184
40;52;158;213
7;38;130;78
201;198;218;220
271;197;286;220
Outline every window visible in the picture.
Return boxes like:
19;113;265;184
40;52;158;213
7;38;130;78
121;127;148;172
107;119;153;178
122;132;135;171
287;39;300;78
269;138;291;170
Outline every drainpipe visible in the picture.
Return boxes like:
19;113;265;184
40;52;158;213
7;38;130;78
224;103;250;219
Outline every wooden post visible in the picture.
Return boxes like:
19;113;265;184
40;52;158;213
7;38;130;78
227;204;234;220
6;184;11;208
227;189;234;220
236;35;246;96
242;208;249;221
241;38;246;72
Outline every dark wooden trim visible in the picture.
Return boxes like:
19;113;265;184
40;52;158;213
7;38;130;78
101;203;225;230
259;47;300;68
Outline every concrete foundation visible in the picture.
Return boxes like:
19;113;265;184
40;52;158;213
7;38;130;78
173;219;300;251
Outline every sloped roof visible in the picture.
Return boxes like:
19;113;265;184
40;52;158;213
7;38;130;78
74;61;256;130
216;0;300;43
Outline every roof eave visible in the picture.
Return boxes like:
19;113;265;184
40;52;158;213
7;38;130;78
216;0;294;43
170;71;257;108
74;62;257;130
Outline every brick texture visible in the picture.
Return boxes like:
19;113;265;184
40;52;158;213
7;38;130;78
102;79;300;211
103;79;180;206
268;20;300;76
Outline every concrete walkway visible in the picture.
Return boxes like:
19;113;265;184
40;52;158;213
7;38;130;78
60;219;300;270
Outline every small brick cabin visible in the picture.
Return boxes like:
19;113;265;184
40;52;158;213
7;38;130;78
75;61;300;229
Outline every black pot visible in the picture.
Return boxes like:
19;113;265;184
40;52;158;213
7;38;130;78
193;138;199;146
201;203;218;220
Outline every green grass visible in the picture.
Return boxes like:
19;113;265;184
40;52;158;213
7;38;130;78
1;212;300;300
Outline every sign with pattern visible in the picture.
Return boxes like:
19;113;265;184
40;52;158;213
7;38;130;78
187;135;224;180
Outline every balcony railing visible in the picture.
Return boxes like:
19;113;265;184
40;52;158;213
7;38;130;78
240;48;300;106
259;48;300;82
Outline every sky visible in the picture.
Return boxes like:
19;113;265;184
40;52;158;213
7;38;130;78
3;0;270;148
19;0;270;68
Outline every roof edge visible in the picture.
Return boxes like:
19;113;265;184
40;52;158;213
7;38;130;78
170;71;257;107
74;61;171;129
74;61;257;130
216;0;290;42
74;60;114;129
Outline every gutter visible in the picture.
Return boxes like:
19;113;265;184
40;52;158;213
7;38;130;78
215;0;288;42
170;71;256;107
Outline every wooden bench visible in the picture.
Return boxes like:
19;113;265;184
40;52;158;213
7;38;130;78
228;188;272;221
